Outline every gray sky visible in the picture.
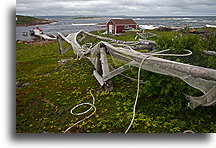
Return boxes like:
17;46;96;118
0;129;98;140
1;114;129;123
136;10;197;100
16;0;216;16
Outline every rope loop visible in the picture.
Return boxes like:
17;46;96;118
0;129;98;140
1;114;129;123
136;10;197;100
64;91;96;133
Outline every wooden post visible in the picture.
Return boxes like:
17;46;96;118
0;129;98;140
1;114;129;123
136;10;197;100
57;35;72;54
100;47;110;77
57;36;63;54
93;70;104;86
99;47;113;91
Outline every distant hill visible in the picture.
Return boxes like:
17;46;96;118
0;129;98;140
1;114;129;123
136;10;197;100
16;15;55;26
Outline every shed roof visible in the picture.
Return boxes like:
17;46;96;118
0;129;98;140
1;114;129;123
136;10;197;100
110;19;137;25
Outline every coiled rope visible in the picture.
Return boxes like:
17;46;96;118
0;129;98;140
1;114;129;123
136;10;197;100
64;46;192;133
64;90;96;133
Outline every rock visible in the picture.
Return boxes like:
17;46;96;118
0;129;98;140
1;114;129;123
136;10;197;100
16;82;31;88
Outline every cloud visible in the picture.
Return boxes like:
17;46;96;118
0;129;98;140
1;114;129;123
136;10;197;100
16;0;216;16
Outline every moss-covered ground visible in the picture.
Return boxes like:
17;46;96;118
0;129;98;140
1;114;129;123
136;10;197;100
16;29;216;133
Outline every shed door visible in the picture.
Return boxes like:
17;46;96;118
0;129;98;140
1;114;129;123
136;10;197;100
109;25;113;34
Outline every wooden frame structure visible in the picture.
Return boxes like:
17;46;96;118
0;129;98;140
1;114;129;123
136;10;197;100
57;30;216;108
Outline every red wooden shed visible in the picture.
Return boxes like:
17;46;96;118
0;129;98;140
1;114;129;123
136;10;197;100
106;19;138;34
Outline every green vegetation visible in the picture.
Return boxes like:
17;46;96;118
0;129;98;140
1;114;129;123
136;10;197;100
16;28;216;133
16;15;55;26
147;29;216;69
16;15;44;25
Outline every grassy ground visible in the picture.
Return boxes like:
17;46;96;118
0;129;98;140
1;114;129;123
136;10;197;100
16;30;216;133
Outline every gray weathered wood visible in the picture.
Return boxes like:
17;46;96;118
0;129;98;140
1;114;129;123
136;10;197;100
108;50;132;62
103;61;133;81
99;47;113;91
82;31;139;45
58;32;72;44
57;37;63;54
100;47;110;77
57;36;72;54
78;33;86;42
100;41;216;81
126;44;156;50
203;50;216;56
61;46;71;54
58;31;216;81
58;32;82;55
57;30;216;108
93;70;104;86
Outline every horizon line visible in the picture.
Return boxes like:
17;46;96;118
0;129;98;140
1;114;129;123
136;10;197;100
16;14;216;17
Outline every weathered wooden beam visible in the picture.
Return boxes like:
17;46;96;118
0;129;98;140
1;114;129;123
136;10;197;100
99;47;113;91
103;61;133;81
100;47;110;77
82;30;139;45
93;70;104;86
126;44;156;50
57;32;72;44
56;30;215;108
61;46;71;54
101;41;216;81
57;37;64;54
108;50;133;62
58;31;216;81
203;50;216;56
57;36;72;54
58;32;82;55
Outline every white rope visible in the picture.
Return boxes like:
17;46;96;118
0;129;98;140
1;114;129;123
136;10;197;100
60;31;195;133
124;49;192;133
137;32;156;39
125;56;149;133
64;90;96;133
183;130;195;133
146;49;192;57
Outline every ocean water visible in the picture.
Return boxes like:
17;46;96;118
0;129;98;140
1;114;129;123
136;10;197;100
16;16;215;41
